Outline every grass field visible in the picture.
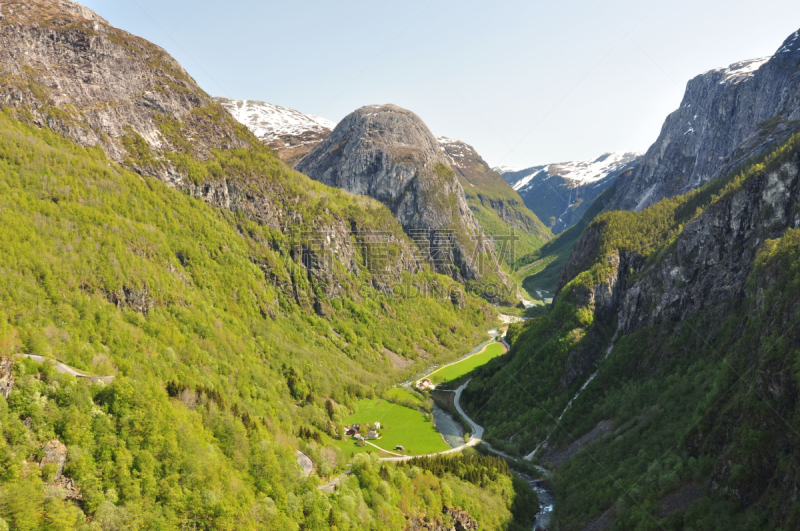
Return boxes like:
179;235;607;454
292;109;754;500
386;387;426;408
334;398;450;457
430;343;506;384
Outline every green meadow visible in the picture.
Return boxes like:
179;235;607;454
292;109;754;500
335;398;450;457
430;343;506;384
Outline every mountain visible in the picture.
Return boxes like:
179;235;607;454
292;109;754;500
500;152;641;234
0;0;440;299
461;26;800;530
214;98;552;274
438;137;552;261
296;104;517;302
610;31;800;211
216;98;335;163
0;2;538;528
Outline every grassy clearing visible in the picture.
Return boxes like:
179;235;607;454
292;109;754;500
334;398;450;457
386;386;426;407
431;343;506;385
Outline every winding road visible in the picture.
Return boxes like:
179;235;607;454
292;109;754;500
19;354;115;383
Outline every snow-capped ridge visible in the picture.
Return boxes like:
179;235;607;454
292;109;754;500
217;98;336;144
716;57;771;85
510;152;641;192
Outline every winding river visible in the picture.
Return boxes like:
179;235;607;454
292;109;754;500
425;329;555;530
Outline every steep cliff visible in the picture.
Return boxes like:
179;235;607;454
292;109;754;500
464;131;800;528
0;0;453;307
296;105;515;298
610;29;800;211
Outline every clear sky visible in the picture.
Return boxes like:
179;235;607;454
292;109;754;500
82;0;800;169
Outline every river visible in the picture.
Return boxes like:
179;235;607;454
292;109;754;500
425;331;555;530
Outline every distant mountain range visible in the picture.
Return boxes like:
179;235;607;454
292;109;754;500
498;152;641;233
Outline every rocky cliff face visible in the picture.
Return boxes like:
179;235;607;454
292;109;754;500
0;0;249;176
619;154;800;335
502;152;640;233
610;29;800;211
0;0;435;310
558;151;800;332
217;98;334;164
438;137;551;242
296;105;512;292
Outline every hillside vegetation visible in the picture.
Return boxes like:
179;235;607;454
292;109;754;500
463;132;800;529
0;109;540;529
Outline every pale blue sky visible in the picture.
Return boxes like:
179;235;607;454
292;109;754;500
83;0;800;168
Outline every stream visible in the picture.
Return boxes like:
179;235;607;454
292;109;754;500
426;330;556;529
432;404;465;448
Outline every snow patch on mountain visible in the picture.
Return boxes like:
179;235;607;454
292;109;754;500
218;98;336;144
510;152;641;192
716;57;771;85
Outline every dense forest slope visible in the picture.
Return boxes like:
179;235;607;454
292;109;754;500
438;137;552;262
0;1;540;528
464;125;800;528
610;30;800;211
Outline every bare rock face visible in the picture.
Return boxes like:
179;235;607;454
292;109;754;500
296;105;511;291
0;0;249;175
408;506;479;531
610;29;800;212
40;439;68;478
0;355;13;399
0;1;432;312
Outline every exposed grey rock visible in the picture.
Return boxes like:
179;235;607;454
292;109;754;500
559;152;800;336
618;155;800;334
0;0;248;172
0;0;432;312
296;105;513;293
40;439;68;479
610;29;800;212
0;356;13;399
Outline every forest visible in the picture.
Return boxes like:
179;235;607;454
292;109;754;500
0;109;535;529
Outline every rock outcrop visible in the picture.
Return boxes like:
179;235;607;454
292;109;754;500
0;0;249;176
438;137;551;241
296;105;513;293
610;29;800;212
0;355;13;399
408;506;479;531
40;439;68;478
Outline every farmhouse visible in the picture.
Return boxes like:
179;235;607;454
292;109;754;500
417;378;435;391
344;423;361;437
396;445;405;451
366;430;380;439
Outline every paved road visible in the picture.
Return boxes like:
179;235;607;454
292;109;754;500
20;355;115;383
317;470;350;492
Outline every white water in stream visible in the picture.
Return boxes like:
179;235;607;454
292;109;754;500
524;329;620;461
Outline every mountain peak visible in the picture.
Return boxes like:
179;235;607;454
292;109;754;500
296;104;514;296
